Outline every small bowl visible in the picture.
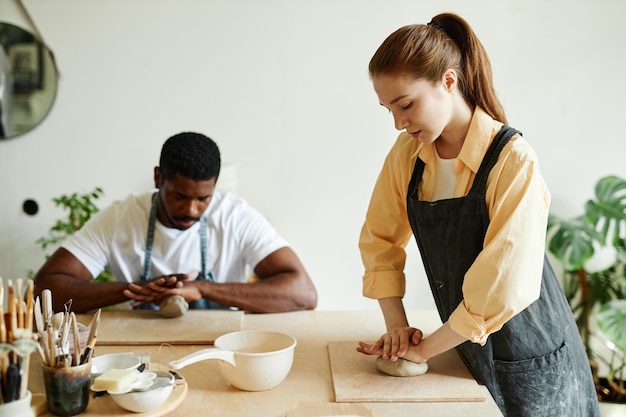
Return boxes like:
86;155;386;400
109;371;175;413
91;353;141;377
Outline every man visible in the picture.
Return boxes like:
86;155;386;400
34;132;318;316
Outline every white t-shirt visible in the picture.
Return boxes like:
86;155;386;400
62;190;288;284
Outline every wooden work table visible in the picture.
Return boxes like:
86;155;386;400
28;309;504;417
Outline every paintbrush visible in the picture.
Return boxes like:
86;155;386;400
16;278;24;329
7;280;16;342
25;280;34;334
2;363;19;403
80;309;100;365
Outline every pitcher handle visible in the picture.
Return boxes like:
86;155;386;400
168;348;236;369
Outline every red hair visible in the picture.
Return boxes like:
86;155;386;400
369;13;507;124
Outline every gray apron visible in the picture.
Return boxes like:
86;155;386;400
135;192;226;310
406;126;599;416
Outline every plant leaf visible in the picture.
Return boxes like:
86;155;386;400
585;175;626;247
546;214;599;270
596;299;626;355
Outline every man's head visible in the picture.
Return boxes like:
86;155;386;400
154;132;221;230
158;132;221;182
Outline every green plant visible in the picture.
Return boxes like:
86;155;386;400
546;175;626;403
35;187;115;283
596;299;626;401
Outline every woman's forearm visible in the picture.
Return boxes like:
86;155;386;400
378;297;410;330
409;321;468;363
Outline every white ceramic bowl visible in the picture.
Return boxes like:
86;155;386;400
91;353;141;377
109;371;175;413
169;330;297;391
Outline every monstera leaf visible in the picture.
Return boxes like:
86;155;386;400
584;175;626;248
547;214;599;271
547;175;626;271
597;299;626;355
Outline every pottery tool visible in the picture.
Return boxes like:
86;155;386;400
7;280;16;342
16;278;24;329
0;341;10;404
25;280;34;333
59;313;71;358
0;278;37;404
71;313;81;366
80;308;101;365
42;289;53;329
48;325;56;367
34;296;44;335
13;338;38;399
2;363;19;403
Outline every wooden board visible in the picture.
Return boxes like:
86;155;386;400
328;341;485;403
77;310;244;345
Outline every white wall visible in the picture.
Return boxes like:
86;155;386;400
1;0;625;311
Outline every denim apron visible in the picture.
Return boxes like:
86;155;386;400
406;126;600;417
135;192;226;310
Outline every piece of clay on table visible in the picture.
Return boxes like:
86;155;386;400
375;356;428;377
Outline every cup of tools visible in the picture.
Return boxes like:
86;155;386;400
36;290;101;416
42;360;91;416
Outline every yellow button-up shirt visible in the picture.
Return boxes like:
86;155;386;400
359;107;551;345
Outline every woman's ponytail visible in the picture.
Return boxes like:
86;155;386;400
369;13;507;124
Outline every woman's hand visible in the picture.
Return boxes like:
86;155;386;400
357;326;424;361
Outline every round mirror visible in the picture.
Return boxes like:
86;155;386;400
0;22;58;139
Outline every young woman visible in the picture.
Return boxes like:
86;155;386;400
356;13;599;417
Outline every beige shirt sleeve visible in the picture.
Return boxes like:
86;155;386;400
360;107;550;345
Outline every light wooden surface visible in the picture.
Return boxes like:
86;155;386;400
76;309;244;345
29;310;503;417
328;341;485;403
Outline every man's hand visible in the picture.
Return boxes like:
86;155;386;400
124;272;198;306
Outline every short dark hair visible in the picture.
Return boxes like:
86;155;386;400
159;132;221;181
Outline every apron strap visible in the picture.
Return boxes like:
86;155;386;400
143;192;213;281
137;192;221;310
469;125;521;195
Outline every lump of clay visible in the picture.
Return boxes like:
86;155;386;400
375;356;429;377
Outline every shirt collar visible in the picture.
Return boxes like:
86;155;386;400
458;106;500;174
411;106;501;174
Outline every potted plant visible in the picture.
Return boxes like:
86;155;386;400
546;175;626;410
34;186;114;283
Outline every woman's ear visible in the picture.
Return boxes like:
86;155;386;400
442;69;457;92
